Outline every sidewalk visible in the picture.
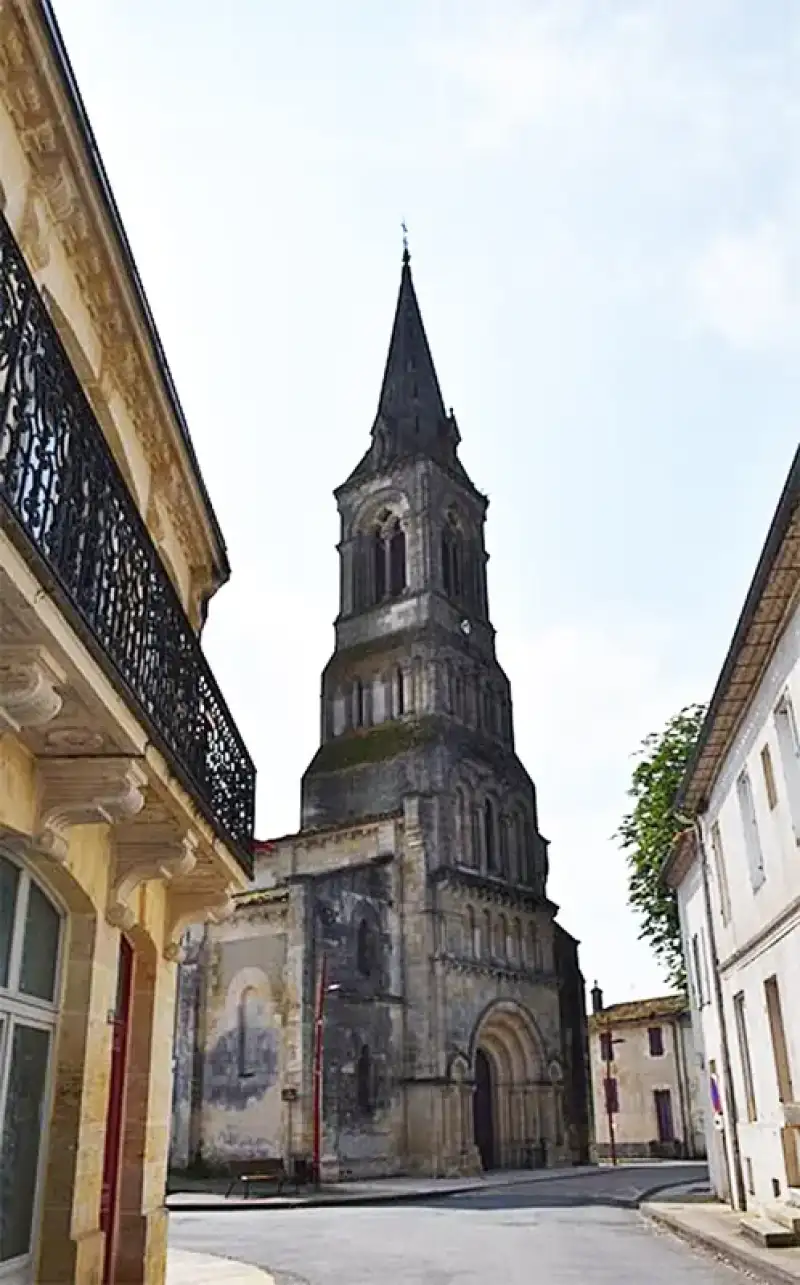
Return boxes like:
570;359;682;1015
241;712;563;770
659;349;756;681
167;1159;706;1213
643;1200;800;1285
167;1249;273;1284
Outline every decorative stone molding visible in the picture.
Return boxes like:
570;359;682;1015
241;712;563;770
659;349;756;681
0;645;65;730
107;829;199;931
0;2;215;582
17;183;49;270
164;890;235;963
34;758;147;862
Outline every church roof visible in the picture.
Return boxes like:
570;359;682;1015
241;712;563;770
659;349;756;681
377;247;447;430
339;250;480;496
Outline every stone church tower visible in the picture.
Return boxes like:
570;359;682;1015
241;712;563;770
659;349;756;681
170;251;590;1179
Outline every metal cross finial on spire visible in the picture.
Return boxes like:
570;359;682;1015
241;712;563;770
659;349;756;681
401;220;410;264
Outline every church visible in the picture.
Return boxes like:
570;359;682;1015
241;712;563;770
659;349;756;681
170;249;591;1179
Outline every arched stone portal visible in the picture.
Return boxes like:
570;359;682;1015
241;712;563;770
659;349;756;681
469;1000;562;1170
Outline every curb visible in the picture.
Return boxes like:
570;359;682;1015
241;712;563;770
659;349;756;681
643;1204;800;1285
167;1175;528;1214
166;1167;707;1215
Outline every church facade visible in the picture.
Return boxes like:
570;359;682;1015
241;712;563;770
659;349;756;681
170;251;590;1179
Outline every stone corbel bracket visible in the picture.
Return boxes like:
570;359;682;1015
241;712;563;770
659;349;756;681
107;829;199;932
0;644;66;731
164;890;235;963
34;758;148;863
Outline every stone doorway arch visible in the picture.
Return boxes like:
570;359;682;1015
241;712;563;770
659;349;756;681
470;999;558;1170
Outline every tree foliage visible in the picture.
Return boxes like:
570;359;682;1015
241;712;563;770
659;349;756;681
616;704;706;992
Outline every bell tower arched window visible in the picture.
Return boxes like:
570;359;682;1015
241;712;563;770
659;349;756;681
373;528;387;600
389;521;406;595
353;679;365;728
484;798;497;872
395;666;405;716
366;510;407;606
444;506;469;601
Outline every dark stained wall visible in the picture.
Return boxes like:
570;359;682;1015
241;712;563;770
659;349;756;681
554;924;591;1164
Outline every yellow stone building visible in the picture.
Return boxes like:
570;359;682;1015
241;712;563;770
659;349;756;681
0;3;255;1282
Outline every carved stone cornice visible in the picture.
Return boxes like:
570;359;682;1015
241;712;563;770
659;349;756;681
436;950;556;985
0;644;65;730
34;757;147;862
431;865;550;912
0;1;215;581
107;828;199;931
164;889;235;963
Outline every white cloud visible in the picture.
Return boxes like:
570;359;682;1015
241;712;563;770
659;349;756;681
500;617;703;1000
422;2;725;156
689;220;800;352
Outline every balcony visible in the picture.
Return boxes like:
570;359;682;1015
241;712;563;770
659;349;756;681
0;212;255;875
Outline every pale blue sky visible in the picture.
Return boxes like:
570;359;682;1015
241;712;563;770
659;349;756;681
57;0;799;1002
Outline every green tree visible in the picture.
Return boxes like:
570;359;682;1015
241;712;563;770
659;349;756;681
616;703;706;991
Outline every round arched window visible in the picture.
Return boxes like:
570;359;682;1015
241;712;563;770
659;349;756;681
0;850;62;1275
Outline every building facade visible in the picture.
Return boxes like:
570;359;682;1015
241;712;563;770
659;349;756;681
171;249;590;1180
665;447;800;1235
0;3;255;1283
588;990;705;1162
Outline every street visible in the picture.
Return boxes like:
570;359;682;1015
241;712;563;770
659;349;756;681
169;1167;747;1284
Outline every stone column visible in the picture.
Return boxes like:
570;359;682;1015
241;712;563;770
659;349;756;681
115;925;178;1284
37;875;119;1285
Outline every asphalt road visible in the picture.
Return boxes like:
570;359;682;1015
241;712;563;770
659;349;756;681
169;1167;747;1285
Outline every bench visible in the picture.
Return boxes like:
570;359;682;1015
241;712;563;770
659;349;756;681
225;1155;314;1198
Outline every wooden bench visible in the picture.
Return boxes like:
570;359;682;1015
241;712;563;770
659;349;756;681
225;1155;314;1198
226;1158;288;1198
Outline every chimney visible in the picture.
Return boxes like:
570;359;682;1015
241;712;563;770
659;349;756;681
591;981;604;1014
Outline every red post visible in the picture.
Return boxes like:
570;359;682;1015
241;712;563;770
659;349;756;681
311;951;327;1187
604;1026;618;1167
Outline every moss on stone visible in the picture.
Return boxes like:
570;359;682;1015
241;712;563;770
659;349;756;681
307;717;439;776
324;628;423;676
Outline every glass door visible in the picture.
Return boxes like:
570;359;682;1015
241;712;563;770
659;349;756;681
0;852;62;1285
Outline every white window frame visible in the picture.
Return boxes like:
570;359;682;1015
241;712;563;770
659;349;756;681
0;848;64;1284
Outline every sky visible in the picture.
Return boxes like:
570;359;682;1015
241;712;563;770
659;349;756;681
56;0;800;1003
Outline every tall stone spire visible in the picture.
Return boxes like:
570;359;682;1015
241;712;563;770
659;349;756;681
342;250;473;491
376;247;447;434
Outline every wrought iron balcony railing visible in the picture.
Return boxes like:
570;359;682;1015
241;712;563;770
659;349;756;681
0;213;255;874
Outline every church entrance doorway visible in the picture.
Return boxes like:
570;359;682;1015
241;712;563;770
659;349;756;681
470;999;557;1171
473;1047;495;1170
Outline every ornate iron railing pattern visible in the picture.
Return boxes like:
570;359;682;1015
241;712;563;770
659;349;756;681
0;213;255;872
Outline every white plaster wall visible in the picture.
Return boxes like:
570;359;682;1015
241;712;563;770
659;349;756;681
676;856;732;1200
590;1018;689;1152
719;927;800;1206
695;597;800;1210
702;600;800;959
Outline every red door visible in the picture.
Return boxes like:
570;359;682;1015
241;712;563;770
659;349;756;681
100;936;134;1285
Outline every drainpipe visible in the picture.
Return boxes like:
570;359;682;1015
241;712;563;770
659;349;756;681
695;818;746;1211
